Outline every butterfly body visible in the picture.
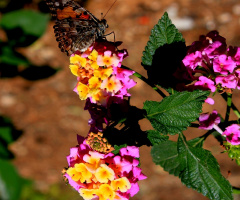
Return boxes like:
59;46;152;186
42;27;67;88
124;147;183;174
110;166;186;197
45;0;108;55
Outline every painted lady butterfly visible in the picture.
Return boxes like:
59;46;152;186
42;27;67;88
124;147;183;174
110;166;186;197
45;0;108;56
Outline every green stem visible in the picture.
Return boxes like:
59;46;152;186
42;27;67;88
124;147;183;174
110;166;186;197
221;93;240;120
121;65;167;98
199;129;214;140
224;93;232;123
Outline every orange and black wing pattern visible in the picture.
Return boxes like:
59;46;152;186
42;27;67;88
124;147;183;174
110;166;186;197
45;0;108;55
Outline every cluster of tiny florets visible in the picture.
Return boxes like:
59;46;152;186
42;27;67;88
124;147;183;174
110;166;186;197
63;136;146;200
69;41;136;106
181;31;240;93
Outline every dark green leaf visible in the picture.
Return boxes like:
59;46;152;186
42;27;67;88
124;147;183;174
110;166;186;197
0;159;26;200
0;116;22;159
0;127;14;159
151;140;182;176
0;44;30;66
0;127;12;143
143;90;209;135
142;12;185;66
0;116;23;144
0;10;49;37
147;130;169;145
178;133;233;200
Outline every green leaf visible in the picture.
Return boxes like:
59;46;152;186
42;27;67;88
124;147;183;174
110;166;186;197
147;130;169;145
142;12;185;66
0;159;26;200
187;137;204;148
151;136;204;176
0;127;12;144
178;133;233;200
0;127;14;159
151;140;182;176
0;116;22;144
0;10;49;37
143;90;209;135
0;44;30;66
0;10;49;47
112;144;127;155
0;116;22;159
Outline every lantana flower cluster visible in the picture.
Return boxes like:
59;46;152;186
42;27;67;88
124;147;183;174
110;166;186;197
63;135;147;200
180;31;240;146
69;41;136;106
182;31;240;93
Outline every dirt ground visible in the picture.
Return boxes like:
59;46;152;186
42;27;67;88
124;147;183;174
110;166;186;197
1;0;240;199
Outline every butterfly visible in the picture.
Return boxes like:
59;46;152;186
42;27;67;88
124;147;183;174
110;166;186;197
45;0;108;56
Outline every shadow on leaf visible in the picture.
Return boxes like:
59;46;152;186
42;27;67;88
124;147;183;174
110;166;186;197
142;41;187;90
103;105;151;147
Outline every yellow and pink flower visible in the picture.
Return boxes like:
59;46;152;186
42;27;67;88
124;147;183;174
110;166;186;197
69;41;136;106
63;135;147;200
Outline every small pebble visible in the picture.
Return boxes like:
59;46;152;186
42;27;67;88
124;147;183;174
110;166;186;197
172;17;194;30
166;4;179;18
206;20;216;30
218;13;232;24
0;94;16;107
233;4;240;15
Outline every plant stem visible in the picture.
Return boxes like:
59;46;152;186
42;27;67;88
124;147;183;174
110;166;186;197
224;93;232;123
121;65;167;98
221;93;240;120
199;129;214;140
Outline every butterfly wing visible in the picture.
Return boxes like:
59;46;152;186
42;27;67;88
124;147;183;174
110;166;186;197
45;0;104;55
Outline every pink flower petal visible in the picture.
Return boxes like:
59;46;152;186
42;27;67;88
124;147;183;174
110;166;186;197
120;146;140;158
205;97;214;105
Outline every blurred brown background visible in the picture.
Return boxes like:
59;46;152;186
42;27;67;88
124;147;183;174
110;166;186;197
1;0;240;199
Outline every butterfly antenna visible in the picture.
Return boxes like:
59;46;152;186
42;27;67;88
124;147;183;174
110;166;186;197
103;0;118;19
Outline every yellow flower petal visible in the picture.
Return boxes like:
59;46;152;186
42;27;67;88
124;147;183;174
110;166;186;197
66;164;92;183
77;83;89;100
111;177;131;193
94;67;113;80
83;151;104;173
69;64;79;76
66;167;76;177
79;188;97;200
75;163;92;183
70;54;87;67
88;49;98;61
89;77;101;89
95;164;115;183
90;61;99;70
96;184;115;200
